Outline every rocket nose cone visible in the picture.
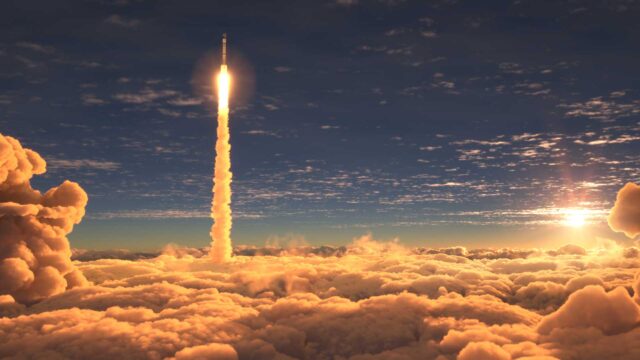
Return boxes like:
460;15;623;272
222;34;227;65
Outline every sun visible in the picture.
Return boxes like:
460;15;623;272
563;209;587;228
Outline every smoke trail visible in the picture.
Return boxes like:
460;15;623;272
210;64;233;263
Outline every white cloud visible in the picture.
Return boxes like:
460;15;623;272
81;94;108;106
48;159;121;171
16;42;55;54
273;66;292;73
113;89;178;104
104;15;141;28
421;31;438;38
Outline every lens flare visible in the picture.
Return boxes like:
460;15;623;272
563;209;587;228
210;36;233;263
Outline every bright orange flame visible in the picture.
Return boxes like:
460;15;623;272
210;64;233;263
217;65;230;110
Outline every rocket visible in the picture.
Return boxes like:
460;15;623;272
216;33;230;110
222;33;227;65
211;32;232;263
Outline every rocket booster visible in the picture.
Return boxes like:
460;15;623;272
217;34;230;110
222;33;227;65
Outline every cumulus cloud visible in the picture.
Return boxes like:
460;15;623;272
537;285;640;336
0;134;88;304
172;343;238;360
608;182;640;238
2;234;640;359
458;341;511;360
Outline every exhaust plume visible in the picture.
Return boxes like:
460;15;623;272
210;35;233;263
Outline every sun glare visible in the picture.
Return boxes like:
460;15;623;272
563;209;587;228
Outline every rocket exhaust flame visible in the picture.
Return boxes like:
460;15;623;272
217;65;230;109
210;34;233;263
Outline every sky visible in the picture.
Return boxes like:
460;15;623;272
1;0;639;250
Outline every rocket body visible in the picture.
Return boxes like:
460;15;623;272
217;34;229;110
222;33;227;65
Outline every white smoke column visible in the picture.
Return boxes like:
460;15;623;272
210;63;233;263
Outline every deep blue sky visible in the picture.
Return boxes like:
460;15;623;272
1;0;639;249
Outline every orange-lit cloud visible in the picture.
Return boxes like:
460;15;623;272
2;235;640;359
1;134;639;358
608;182;640;238
0;134;88;304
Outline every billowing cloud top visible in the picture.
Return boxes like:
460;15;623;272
2;235;640;359
608;182;640;239
0;133;88;304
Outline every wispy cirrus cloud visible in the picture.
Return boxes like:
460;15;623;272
15;41;55;54
48;159;121;171
113;89;178;104
88;209;264;220
104;14;140;28
558;97;640;121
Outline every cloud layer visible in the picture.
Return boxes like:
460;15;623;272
0;134;88;304
1;135;639;358
2;235;640;359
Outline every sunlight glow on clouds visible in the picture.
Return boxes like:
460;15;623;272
0;134;88;304
608;182;640;239
2;134;640;359
2;235;640;359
